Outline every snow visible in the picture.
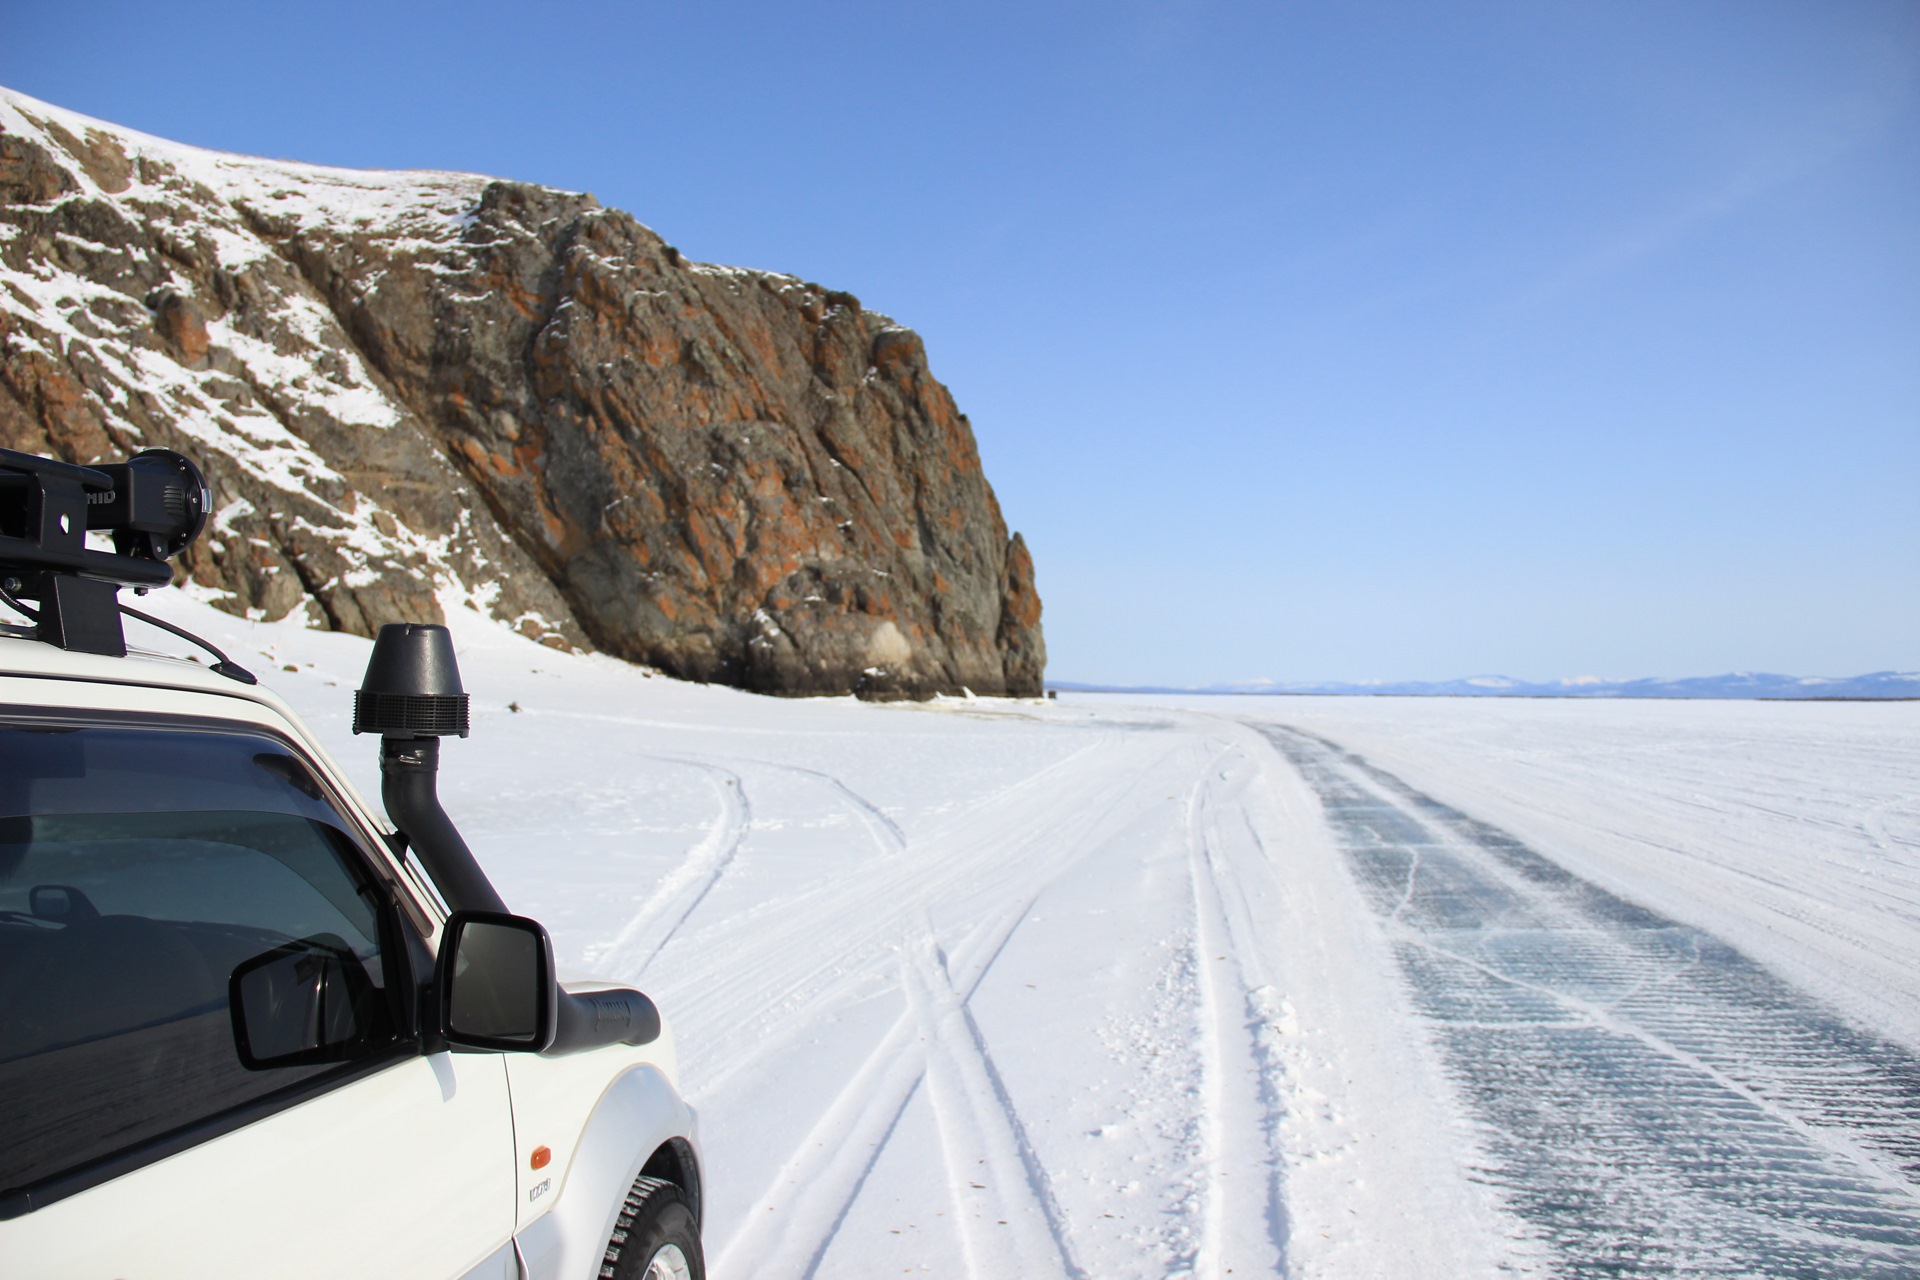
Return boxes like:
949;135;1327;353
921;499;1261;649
203;306;403;431
77;595;1920;1275
0;88;493;250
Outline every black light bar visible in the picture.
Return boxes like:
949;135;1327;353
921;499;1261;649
0;446;212;657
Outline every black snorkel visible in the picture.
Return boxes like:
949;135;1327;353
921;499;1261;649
353;623;506;915
354;622;659;1054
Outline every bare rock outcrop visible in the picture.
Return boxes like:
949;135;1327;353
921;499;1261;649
0;89;1043;696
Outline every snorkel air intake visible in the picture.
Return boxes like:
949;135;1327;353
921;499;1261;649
355;624;507;916
354;621;662;1056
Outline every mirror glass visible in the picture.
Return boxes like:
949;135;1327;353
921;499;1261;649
28;883;98;922
230;934;379;1068
446;918;542;1044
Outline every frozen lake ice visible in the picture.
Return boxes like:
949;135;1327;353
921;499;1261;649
1269;724;1920;1278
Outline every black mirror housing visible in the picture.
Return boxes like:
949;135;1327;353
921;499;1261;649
437;911;557;1052
437;910;665;1057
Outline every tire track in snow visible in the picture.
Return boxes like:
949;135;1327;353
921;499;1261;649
583;748;902;986
711;1007;928;1280
714;896;1087;1280
585;750;906;985
1184;748;1290;1280
754;760;908;856
706;735;1186;1277
906;930;1080;1278
1265;724;1920;1278
678;733;1147;1093
584;757;750;981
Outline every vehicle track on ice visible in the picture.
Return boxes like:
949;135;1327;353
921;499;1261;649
1263;724;1920;1279
580;750;903;985
706;733;1173;1279
1185;746;1291;1277
584;757;751;981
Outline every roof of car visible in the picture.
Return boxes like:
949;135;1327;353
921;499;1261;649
0;627;301;721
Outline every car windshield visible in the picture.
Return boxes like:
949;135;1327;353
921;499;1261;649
0;718;405;1199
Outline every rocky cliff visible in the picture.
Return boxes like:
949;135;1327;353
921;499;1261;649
0;89;1043;697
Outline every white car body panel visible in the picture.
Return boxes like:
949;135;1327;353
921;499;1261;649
510;1060;697;1280
5;1052;516;1279
508;1015;681;1234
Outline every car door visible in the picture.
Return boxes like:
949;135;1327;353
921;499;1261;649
7;1054;519;1279
0;717;519;1278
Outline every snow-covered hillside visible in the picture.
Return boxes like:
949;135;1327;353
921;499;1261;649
118;595;1920;1277
0;86;1046;697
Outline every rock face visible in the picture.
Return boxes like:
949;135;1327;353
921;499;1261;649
0;89;1044;697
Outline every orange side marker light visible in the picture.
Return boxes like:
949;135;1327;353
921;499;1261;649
530;1145;551;1170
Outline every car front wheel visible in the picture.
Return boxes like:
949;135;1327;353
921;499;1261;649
601;1175;703;1280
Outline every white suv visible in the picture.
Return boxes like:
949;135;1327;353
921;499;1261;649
0;447;703;1279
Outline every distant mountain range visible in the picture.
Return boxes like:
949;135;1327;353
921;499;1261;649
1050;672;1920;700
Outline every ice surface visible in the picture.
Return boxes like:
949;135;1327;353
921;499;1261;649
1231;694;1920;1053
74;596;1920;1277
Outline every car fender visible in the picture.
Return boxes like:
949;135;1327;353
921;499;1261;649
513;1064;698;1280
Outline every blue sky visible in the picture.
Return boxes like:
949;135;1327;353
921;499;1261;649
6;1;1915;683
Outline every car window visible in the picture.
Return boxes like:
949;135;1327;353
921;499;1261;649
0;719;411;1200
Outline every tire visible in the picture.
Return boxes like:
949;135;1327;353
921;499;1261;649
600;1175;704;1280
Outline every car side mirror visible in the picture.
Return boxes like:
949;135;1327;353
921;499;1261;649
437;911;557;1052
230;934;385;1070
29;883;99;923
